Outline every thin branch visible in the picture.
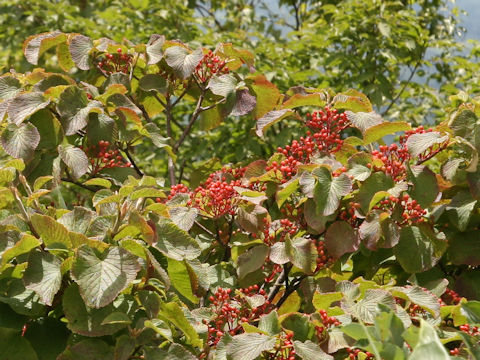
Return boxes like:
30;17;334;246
61;178;96;192
292;0;301;31
267;265;291;302
194;220;215;237
381;61;421;116
196;3;225;31
171;86;189;108
165;98;176;185
173;91;206;152
275;274;307;308
124;146;144;177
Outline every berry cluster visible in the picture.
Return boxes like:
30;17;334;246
371;143;410;181
96;48;132;75
265;107;351;183
459;324;479;336
195;50;229;83
314;239;333;271
205;287;270;347
192;177;240;218
315;309;341;341
400;126;449;164
261;218;299;246
266;332;296;360
450;348;460;356
346;348;374;360
167;183;190;201
339;202;361;226
441;288;462;305
372;194;426;225
81;140;131;175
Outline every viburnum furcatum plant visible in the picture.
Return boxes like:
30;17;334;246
0;31;480;360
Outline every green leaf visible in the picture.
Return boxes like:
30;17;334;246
394;225;447;273
285;236;317;274
346;289;395;324
1;233;41;269
7;92;49;125
86;113;117;145
138;74;167;94
314;167;352;216
448;231;480;266
325;221;359;258
58;144;89;180
144;318;173;341
255;109;295;137
1;122;40;159
154;219;201;261
57;339;114;360
363;121;411;144
356;172;394;212
69;34;93;70
0;327;38;360
293;340;333;360
406;131;449;158
71;245;140;308
276;178;299;208
57;86;103;135
237;244;269;279
30;213;72;250
167;258;199;304
164;46;203;79
207;74;237;97
249;74;280;119
409;320;450;360
114;335;135;360
269;242;289;265
461;301;480;324
407;165;438;208
226;333;276;360
333;89;373;112
169;207;197;231
158;301;202;347
281;92;326;109
345;111;383;133
258;311;281;335
230;88;256;116
23;251;62;306
312;292;343;310
146;34;165;65
0;75;21;100
391;286;440;318
446;190;477;231
24;31;66;65
30;109;63;150
449;108;477;138
83;178;112;188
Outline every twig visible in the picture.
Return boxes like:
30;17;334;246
195;3;225;31
194;220;215;237
267;265;291;302
173;91;206;152
124;146;144;177
275;274;307;308
60;178;96;192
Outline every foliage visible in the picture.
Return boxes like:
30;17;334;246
1;29;480;360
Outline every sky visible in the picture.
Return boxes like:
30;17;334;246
458;0;480;40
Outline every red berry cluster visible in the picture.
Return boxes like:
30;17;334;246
96;48;132;75
265;264;283;283
192;179;239;218
347;348;374;360
205;286;270;347
167;183;190;201
195;50;229;83
371;143;410;181
339;202;361;226
450;348;460;356
261;218;299;246
266;332;296;360
372;194;426;225
81;140;131;175
265;107;351;183
314;239;333;271
459;324;479;336
441;288;462;305
400;126;449;163
315;309;341;341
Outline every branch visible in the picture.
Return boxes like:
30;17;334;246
292;0;301;31
60;177;96;192
275;274;307;308
381;61;421;116
196;3;225;31
124;146;144;177
267;265;291;302
173;91;206;152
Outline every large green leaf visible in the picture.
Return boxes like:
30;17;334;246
0;327;38;360
446;190;477;231
406;131;449;158
344;289;395;323
356;172;394;212
164;46;203;79
255;109;294;137
391;286;440;318
226;333;276;360
313;167;352;216
69;34;93;70
363;121;411;144
461;301;480;324
71;245;140;308
407;165;438;208
293;340;333;360
57;339;114;360
1;233;41;268
0;75;21;100
58;144;89;180
30;213;72;250
7;92;50;125
285;236;317;274
448;231;480;266
325;221;359;258
394;225;447;273
345;111;383;133
237;244;269;279
409;320;450;360
0;122;40;159
154;219;201;261
57;86;103;135
24;31;66;65
207;74;237;97
62;284;129;336
146;34;165;65
158;301;202;347
23;251;62;306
